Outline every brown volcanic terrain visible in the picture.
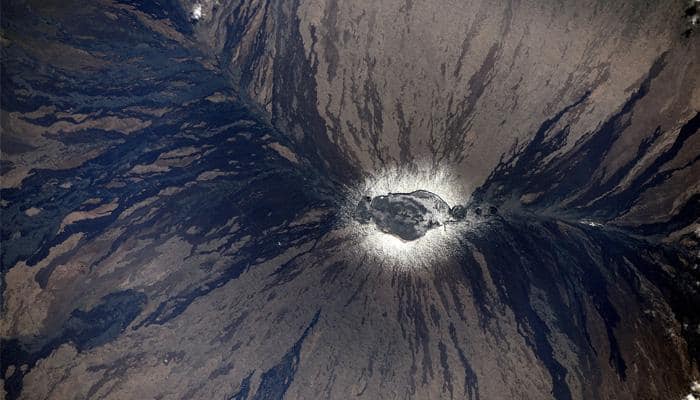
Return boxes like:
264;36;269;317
191;0;699;227
1;0;699;399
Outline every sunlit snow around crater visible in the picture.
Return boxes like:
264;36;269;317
341;165;477;270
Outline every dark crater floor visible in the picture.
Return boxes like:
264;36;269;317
354;190;469;241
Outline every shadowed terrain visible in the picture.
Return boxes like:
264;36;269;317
1;0;699;399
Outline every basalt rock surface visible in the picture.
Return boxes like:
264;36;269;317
1;1;699;400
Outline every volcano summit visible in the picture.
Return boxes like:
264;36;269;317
354;190;467;241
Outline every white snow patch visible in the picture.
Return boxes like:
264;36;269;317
580;219;603;228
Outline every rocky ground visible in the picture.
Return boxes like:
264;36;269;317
1;0;699;399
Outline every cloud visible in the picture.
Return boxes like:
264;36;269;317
191;3;203;20
682;381;700;400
